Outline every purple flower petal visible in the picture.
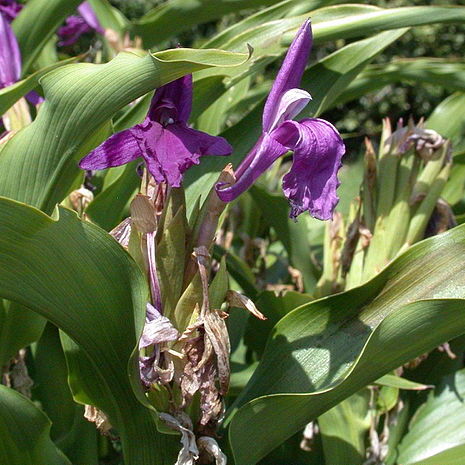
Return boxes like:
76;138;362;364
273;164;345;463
25;90;44;106
79;128;140;170
216;133;288;202
278;118;345;220
0;13;21;88
58;2;103;47
78;1;104;35
133;120;231;187
79;74;232;187
262;19;312;132
148;75;192;124
139;303;179;349
0;0;22;23
267;88;312;132
58;15;92;46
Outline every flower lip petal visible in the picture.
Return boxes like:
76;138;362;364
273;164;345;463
263;19;312;132
267;87;311;133
281;118;345;220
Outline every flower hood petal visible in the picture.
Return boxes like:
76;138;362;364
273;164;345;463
148;75;193;124
267;87;311;132
262;19;312;132
278;118;345;220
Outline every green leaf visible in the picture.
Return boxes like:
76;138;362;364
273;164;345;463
134;0;337;48
86;161;139;231
31;324;98;465
426;92;465;154
336;59;465;108
0;385;71;465
397;369;465;465
311;5;465;45
0;300;45;367
0;55;82;117
244;290;314;359
303;28;409;116
376;374;433;391
0;48;248;213
202;0;339;51
88;0;129;32
0;197;177;464
318;391;371;465
228;223;465;464
12;0;83;73
250;186;319;293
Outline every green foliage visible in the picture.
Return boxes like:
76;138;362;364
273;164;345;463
1;1;465;464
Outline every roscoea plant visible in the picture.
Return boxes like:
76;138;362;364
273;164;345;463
77;20;344;462
3;1;465;465
79;74;265;461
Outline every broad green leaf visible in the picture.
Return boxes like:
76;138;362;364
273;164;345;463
0;300;45;368
397;369;465;465
0;197;177;464
0;55;82;117
318;391;370;465
86;161;139;231
228;223;465;464
196;77;250;135
203;0;340;50
0;48;248;213
12;0;83;73
0;385;71;465
31;324;98;465
244;290;313;358
191;75;229;122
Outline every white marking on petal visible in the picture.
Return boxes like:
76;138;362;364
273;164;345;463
268;88;311;132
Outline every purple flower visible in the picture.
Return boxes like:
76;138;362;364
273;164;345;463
0;0;22;23
0;12;20;89
216;20;345;220
79;75;232;187
58;1;104;47
0;13;43;106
